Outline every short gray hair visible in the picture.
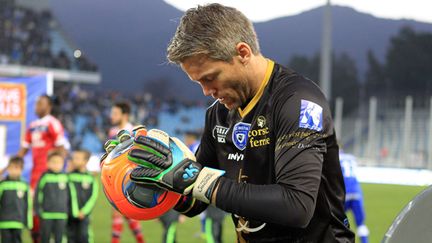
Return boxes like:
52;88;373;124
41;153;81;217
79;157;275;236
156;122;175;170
167;3;260;64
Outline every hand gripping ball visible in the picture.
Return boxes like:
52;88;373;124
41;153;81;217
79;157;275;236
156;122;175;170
100;128;181;220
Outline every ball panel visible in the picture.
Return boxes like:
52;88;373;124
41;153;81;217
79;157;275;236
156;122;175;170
100;141;181;220
125;182;167;208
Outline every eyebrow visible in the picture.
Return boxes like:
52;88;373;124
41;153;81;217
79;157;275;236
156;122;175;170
196;70;220;82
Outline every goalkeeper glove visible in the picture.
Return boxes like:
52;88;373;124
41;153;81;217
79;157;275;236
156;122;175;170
127;127;225;204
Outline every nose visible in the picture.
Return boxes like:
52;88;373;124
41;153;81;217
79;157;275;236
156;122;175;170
201;84;216;98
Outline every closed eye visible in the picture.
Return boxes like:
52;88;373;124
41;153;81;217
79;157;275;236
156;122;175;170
202;77;214;83
197;71;220;84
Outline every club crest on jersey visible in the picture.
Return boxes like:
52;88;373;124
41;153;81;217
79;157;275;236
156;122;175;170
17;190;24;198
299;99;323;131
82;181;90;190
58;182;66;190
232;122;251;151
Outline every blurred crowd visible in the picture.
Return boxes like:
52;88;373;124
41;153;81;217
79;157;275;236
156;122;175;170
53;83;207;154
0;0;97;71
0;0;210;154
1;77;208;242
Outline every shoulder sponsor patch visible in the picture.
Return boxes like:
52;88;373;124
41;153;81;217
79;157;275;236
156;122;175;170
232;122;251;151
299;99;323;131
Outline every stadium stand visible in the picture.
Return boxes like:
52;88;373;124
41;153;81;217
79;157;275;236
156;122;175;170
0;0;96;71
340;97;431;169
53;84;207;154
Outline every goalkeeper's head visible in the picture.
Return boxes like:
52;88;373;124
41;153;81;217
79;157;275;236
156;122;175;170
167;3;268;111
167;3;260;64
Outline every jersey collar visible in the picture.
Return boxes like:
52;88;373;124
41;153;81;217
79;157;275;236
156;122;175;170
237;59;274;118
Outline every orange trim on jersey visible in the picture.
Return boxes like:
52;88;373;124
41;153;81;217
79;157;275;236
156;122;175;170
237;59;274;118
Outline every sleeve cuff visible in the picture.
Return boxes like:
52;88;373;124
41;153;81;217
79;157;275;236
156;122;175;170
192;167;225;204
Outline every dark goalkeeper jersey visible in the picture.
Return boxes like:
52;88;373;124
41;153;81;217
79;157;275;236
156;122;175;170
195;60;354;242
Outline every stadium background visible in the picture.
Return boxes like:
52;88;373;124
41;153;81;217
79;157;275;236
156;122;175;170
1;0;432;242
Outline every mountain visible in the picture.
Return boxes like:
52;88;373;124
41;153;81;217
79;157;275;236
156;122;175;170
49;0;192;96
49;1;432;99
255;6;432;78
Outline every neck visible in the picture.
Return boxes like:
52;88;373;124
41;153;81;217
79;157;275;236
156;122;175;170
248;55;269;98
38;113;49;119
119;120;129;129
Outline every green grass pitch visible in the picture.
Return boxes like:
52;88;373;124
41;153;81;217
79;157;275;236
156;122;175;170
23;182;426;242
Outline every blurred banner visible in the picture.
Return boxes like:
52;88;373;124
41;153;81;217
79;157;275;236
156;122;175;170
0;75;51;180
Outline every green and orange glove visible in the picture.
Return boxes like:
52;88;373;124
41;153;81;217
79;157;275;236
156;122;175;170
103;126;225;204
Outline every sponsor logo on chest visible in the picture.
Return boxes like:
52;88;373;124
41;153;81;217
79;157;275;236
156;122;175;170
227;152;244;161
31;125;48;132
249;116;271;148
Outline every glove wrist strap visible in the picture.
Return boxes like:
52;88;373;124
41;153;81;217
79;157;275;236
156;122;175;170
192;167;225;204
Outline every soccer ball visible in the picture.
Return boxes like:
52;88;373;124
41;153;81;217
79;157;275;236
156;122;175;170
100;132;181;220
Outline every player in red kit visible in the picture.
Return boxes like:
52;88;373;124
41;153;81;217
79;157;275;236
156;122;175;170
109;102;145;243
17;95;66;243
17;95;66;188
108;102;134;139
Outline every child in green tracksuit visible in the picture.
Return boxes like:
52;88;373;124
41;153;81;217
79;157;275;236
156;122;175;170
34;151;69;243
0;156;32;243
67;150;98;243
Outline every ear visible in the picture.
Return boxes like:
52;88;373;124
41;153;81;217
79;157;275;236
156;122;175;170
235;42;252;65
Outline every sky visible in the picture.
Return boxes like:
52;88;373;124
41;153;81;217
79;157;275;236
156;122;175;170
164;0;432;24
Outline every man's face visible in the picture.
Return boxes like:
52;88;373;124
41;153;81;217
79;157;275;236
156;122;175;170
35;96;50;118
181;54;250;110
110;107;123;126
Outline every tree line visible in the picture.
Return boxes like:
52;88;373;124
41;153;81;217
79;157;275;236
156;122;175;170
288;26;432;114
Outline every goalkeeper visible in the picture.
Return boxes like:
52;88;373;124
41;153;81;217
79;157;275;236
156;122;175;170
106;3;354;242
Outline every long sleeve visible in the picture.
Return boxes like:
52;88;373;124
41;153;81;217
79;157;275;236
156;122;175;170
81;176;99;216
